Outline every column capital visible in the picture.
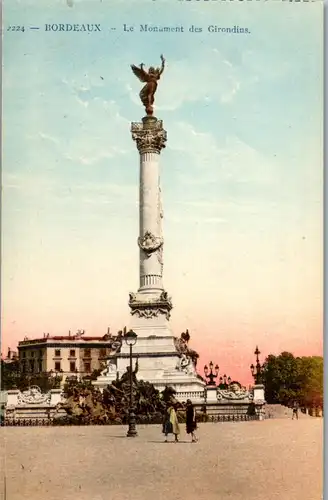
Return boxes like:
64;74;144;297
131;116;167;154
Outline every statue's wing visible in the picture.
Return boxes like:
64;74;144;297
131;64;148;83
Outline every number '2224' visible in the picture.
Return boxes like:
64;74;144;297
7;26;25;32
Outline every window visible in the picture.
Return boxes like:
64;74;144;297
38;361;42;372
84;348;91;358
38;350;42;357
22;351;26;358
29;360;35;372
70;361;76;372
22;360;26;373
84;362;91;373
31;351;35;358
69;349;76;357
54;362;61;372
55;349;61;357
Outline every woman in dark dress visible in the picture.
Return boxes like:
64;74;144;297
185;399;198;443
162;406;173;442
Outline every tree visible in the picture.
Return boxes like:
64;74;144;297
261;352;323;409
1;359;21;390
262;352;300;404
298;356;323;409
0;359;62;392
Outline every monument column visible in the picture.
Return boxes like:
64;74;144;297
133;116;166;293
94;56;206;391
129;116;172;324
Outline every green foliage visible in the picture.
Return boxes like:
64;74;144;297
0;359;62;392
262;352;323;408
298;356;323;408
1;360;21;390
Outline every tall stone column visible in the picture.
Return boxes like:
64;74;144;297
129;116;172;324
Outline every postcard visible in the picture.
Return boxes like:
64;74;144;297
1;0;323;499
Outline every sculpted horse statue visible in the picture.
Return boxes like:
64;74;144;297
83;392;109;424
54;395;84;419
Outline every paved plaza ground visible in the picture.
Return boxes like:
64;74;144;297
0;418;323;500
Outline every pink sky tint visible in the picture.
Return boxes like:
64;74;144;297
2;309;322;385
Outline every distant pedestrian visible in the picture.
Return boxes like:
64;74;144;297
186;399;198;443
162;404;180;442
292;402;299;420
200;404;207;423
200;405;208;422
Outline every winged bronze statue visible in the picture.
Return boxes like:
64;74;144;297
131;55;165;116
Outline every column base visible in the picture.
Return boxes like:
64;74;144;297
128;290;172;321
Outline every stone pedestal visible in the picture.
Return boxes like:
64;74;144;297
253;384;265;402
253;384;266;420
205;386;218;403
7;389;19;406
50;389;63;406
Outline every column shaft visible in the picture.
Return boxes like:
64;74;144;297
139;151;162;291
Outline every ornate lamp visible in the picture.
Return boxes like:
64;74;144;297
124;329;138;437
250;346;263;384
204;361;219;386
125;329;137;348
219;374;232;389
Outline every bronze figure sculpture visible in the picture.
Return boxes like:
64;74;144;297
131;55;165;116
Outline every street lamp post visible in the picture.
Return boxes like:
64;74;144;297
204;361;219;386
219;374;232;389
250;345;263;384
125;329;138;437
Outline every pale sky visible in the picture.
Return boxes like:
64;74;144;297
2;0;323;383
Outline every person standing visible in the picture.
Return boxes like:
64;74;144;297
162;405;173;442
162;404;180;442
186;399;198;443
170;404;180;442
292;402;299;420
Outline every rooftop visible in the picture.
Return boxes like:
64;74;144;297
18;333;113;346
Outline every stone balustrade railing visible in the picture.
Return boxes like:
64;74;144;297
175;391;205;401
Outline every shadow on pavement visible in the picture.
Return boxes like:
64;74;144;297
148;440;193;444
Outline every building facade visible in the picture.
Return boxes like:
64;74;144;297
18;333;112;383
